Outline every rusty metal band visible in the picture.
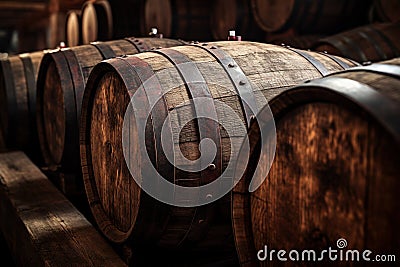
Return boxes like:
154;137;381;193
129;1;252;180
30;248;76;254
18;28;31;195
152;48;222;184
191;44;258;127
62;49;86;122
20;56;36;125
116;56;178;241
284;46;329;76
0;60;17;143
124;37;151;53
122;56;174;181
358;30;387;60
61;49;86;171
90;42;117;59
290;77;400;144
317;52;351;70
330;63;400;80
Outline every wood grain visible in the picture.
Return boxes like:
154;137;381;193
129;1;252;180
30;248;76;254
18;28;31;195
233;61;400;266
80;42;354;255
36;37;184;197
0;151;126;266
0;51;45;163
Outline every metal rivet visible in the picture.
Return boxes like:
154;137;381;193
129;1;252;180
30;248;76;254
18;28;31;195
228;63;236;68
157;46;162;49
281;43;285;47
198;219;205;224
190;41;195;44
206;194;213;199
239;80;246;85
208;163;216;170
323;50;328;54
210;46;217;49
202;43;208;46
194;41;200;44
362;61;372;66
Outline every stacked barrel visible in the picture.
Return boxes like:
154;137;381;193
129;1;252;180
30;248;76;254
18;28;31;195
0;1;399;266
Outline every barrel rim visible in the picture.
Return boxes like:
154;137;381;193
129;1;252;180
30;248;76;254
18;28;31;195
36;51;69;170
80;60;140;243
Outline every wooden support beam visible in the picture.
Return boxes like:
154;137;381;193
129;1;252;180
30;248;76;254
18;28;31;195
0;151;126;266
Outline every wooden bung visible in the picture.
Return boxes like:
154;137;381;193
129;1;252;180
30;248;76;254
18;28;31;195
211;0;263;41
79;41;355;253
143;0;214;41
232;59;400;266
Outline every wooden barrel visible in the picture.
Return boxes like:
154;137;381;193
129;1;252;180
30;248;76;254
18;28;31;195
142;0;214;41
315;22;400;63
233;61;400;266
80;41;355;251
373;0;400;23
250;0;370;34
210;0;263;41
65;10;82;47
0;51;45;162
81;0;113;44
36;37;184;182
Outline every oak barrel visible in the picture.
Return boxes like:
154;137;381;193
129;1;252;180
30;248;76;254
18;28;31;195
315;22;400;63
233;61;400;266
81;0;113;44
211;0;263;41
36;37;184;180
250;0;370;34
142;0;214;41
80;41;355;252
0;51;45;162
66;9;82;47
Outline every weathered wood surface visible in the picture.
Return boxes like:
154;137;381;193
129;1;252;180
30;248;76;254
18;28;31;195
0;51;46;163
80;41;355;255
36;37;184;196
315;22;400;63
233;61;400;266
0;151;126;266
250;0;370;34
